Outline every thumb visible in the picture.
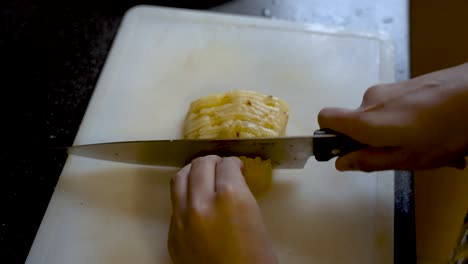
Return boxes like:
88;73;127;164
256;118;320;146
335;147;409;172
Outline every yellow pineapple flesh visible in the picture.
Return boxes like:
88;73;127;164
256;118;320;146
184;90;289;139
239;156;273;197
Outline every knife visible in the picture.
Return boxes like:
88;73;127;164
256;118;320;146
67;128;366;169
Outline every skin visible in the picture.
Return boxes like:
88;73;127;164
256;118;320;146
168;155;277;264
168;62;468;264
319;62;468;171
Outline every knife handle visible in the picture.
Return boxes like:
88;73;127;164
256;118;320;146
313;128;367;161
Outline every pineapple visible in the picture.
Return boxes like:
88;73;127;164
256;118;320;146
184;90;289;197
239;156;273;197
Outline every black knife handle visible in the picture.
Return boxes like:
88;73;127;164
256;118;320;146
313;128;367;161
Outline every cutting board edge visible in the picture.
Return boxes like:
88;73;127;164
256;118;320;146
126;5;396;44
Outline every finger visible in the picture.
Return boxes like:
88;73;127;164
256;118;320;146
171;164;191;213
167;216;181;264
318;107;371;143
335;147;409;172
215;157;247;193
361;85;381;107
360;83;401;107
318;107;355;132
318;107;403;147
188;155;221;204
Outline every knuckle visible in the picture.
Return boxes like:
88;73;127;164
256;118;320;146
175;216;185;230
186;203;209;221
216;184;238;200
205;155;222;164
317;107;337;122
366;84;383;94
205;154;221;160
192;155;221;165
363;85;383;102
191;156;203;165
224;156;241;166
317;107;335;121
173;171;184;183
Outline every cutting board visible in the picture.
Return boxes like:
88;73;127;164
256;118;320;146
29;6;395;264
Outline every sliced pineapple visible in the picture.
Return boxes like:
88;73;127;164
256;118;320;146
184;90;289;139
239;156;273;197
184;90;290;197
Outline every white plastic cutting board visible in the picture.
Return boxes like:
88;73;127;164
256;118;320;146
30;6;395;264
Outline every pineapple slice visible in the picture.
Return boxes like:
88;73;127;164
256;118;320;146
239;156;273;197
184;90;289;197
184;90;289;139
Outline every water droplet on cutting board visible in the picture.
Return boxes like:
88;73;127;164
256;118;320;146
262;8;272;18
382;17;394;24
355;9;364;17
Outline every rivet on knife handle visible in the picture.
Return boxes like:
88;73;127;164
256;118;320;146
313;128;367;161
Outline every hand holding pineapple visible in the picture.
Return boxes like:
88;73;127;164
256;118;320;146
168;156;277;264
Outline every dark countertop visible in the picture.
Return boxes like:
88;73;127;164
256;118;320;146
1;0;414;263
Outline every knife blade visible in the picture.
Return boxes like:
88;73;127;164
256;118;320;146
67;129;365;169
